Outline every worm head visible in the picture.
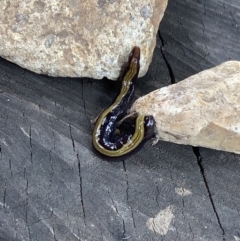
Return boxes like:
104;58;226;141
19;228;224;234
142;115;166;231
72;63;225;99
129;46;140;64
128;46;140;78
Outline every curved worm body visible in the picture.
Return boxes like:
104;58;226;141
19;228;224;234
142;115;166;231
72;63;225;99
92;46;155;159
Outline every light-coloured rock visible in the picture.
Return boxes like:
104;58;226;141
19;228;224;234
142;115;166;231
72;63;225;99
131;61;240;154
0;0;168;79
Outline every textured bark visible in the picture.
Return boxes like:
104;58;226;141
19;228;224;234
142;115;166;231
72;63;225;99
0;0;240;240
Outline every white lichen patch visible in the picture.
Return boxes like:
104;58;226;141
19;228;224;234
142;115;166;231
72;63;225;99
175;187;192;196
146;205;175;235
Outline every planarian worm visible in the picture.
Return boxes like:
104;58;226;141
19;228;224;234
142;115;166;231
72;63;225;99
92;46;155;159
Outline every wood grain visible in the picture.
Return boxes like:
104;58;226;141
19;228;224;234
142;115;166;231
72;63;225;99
0;0;240;240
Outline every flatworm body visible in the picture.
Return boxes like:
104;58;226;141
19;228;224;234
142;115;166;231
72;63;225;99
92;46;155;159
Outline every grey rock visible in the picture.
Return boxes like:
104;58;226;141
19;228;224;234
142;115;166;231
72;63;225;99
0;0;168;79
132;61;240;154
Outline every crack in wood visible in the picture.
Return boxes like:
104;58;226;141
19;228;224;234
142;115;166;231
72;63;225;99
24;171;32;240
29;126;33;163
107;188;131;240
81;79;87;118
3;179;7;209
0;145;1;154
48;150;54;190
77;153;86;226
52;221;57;241
181;198;195;240
157;29;226;239
155;181;160;208
122;219;129;240
107;188;119;214
8;159;13;176
27;210;53;227
158;30;176;84
68;124;86;226
69;124;75;152
192;147;226;241
122;161;136;229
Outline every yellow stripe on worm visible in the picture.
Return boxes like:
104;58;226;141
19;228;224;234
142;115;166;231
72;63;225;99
92;46;155;159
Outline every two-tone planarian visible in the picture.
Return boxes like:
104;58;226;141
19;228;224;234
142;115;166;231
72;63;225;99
92;46;156;160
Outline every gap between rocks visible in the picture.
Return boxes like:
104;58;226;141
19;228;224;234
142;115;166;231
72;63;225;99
158;29;225;240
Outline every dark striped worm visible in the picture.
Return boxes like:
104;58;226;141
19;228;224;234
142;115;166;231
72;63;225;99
92;46;156;159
